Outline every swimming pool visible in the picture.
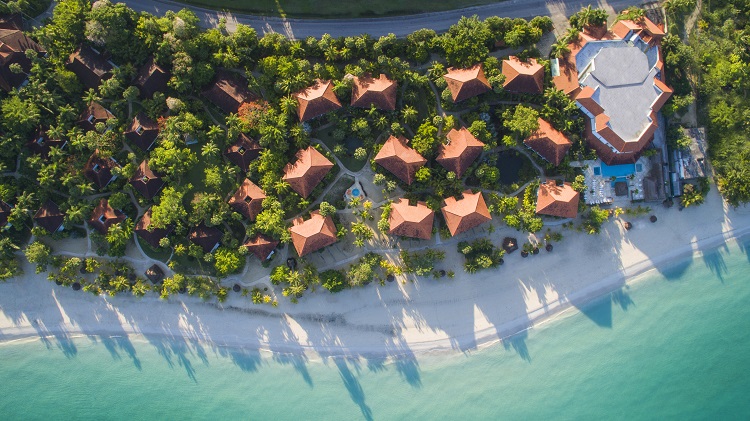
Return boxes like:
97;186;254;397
600;163;635;177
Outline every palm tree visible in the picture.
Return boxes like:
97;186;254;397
551;41;571;58
82;88;101;104
402;106;418;125
280;95;298;118
201;142;220;159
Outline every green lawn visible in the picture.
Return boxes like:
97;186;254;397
179;0;501;18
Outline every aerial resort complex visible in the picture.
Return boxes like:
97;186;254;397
0;0;749;418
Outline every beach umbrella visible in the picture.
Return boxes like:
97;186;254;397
545;243;553;252
387;274;395;282
650;215;658;223
624;221;632;230
72;282;81;291
233;284;241;292
521;251;529;258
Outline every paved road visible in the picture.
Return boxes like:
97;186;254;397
123;0;649;39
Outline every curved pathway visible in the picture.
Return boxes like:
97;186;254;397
122;0;644;38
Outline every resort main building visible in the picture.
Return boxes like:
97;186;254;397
552;18;672;165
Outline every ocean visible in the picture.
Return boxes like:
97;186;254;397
1;237;749;420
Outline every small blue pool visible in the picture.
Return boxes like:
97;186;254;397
600;163;635;178
352;188;360;196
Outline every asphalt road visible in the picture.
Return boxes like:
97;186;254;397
123;0;649;38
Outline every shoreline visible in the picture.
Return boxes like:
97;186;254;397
1;190;749;360
1;223;748;360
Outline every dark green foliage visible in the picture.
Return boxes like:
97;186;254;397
458;238;505;273
400;249;445;276
321;269;346;293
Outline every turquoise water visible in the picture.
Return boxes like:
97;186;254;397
1;238;750;420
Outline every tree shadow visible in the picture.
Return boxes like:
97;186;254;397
701;245;728;283
334;358;373;421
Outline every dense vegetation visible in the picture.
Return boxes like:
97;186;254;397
0;1;678;304
662;0;750;206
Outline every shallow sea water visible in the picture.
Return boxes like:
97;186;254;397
1;238;749;420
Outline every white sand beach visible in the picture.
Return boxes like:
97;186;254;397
1;187;749;360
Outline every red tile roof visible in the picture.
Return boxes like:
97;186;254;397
523;118;572;166
502;56;544;94
441;190;492;236
188;224;222;253
444;64;491;102
129;160;164;200
224;133;261;172
351;73;397;110
388;199;434;240
289;210;338;256
135;208;174;249
66;45;113;90
89;198;126;234
243;234;279;261
436;128;484;178
34;201;65;233
202;69;255;114
282;146;334;198
552;17;672;164
78;101;115;132
134;57;170;99
125;112;159;151
84;151;119;190
536;181;580;219
373;135;427;185
295;79;341;121
0;28;45;91
611;19;665;45
26;128;66;157
228;179;265;221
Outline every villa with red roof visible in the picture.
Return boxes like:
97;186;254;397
523;118;573;166
282;146;334;198
536;181;580;219
350;74;397;110
443;64;491;102
224;133;261;172
66;45;113;90
244;234;279;261
502;57;544;94
78;102;115;132
27;129;66;157
437;128;484;178
84;151;119;190
203;69;255;114
0;27;46;91
135;208;174;249
374;135;427;185
188;225;222;253
441;190;492;237
228;179;265;221
125;112;159;151
551;17;672;164
295;79;341;121
129;161;164;200
89;199;126;234
388;199;434;240
34;201;65;233
289;210;338;256
134;57;170;99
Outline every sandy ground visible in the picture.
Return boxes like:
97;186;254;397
1;188;749;362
